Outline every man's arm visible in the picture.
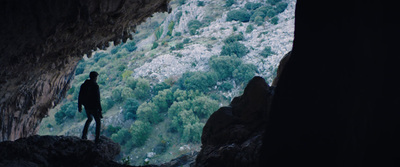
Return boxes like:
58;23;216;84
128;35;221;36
96;84;103;117
78;84;83;112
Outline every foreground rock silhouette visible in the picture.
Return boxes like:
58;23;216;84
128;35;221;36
0;135;121;167
0;135;200;167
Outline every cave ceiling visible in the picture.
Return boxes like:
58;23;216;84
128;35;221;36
0;0;170;141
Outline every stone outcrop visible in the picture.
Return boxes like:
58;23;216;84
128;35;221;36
0;135;121;167
0;0;170;141
195;76;272;167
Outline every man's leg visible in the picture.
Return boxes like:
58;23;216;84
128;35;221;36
93;111;101;143
82;110;93;139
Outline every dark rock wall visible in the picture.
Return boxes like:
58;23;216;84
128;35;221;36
261;0;400;166
0;0;170;141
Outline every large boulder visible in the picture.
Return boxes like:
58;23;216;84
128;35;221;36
195;76;272;167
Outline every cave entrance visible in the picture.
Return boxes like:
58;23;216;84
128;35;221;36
38;0;295;165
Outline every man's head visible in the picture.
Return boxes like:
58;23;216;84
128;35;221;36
89;71;99;81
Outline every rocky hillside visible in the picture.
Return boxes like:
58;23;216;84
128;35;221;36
134;0;295;86
38;0;295;165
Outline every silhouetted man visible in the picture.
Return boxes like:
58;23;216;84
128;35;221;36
78;71;103;143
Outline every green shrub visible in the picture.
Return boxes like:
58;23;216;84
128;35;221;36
122;70;133;80
152;89;174;113
112;86;124;103
55;111;66;125
224;33;244;43
178;0;186;5
111;128;132;145
152;42;159;50
219;82;234;91
266;9;277;18
270;16;279;25
134;78;151;100
75;60;86;75
111;44;122;55
155;27;163;40
191;96;219;118
130;120;152;147
209;55;242;80
245;2;262;10
225;0;235;7
61;102;75;119
181;122;204;143
226;9;251;22
153;82;171;95
126;77;138;90
101;97;114;112
124;41;137;52
255;6;273;15
233;26;237;31
117;64;126;71
254;16;264;26
137;102;161;124
121;87;134;101
167;21;175;36
275;2;288;13
179;71;217;92
220;41;249;57
93;52;108;62
104;125;121;137
175;32;182;36
173;109;198;131
168;100;192;120
233;63;258;85
197;1;205;6
267;0;282;5
188;20;202;35
97;59;107;67
202;15;215;26
251;11;266;22
123;98;140;120
176;42;184;50
67;86;75;95
183;38;191;44
260;46;275;58
173;89;189;102
246;24;254;33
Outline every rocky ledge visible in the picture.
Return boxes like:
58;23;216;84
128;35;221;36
0;135;201;167
0;135;121;167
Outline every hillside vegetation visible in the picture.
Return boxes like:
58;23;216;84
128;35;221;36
39;0;295;165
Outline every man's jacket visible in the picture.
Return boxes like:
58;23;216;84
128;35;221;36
78;79;102;111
